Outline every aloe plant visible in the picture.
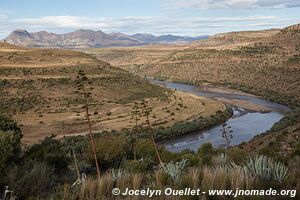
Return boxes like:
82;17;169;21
160;159;189;182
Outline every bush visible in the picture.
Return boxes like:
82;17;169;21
93;135;130;170
4;162;56;199
178;153;199;166
293;142;300;156
122;159;150;173
0;116;22;175
135;140;157;160
25;136;70;172
226;148;248;165
0;115;22;134
106;112;112;116
0;131;22;174
198;143;214;165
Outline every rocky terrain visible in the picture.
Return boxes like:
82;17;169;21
3;29;207;48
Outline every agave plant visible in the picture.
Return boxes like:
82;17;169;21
111;169;127;182
245;155;273;181
271;161;289;183
244;155;289;183
214;153;228;165
219;160;240;172
218;155;289;183
160;159;189;182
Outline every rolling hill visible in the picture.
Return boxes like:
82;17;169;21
88;24;300;105
86;23;300;159
191;28;280;48
0;42;224;143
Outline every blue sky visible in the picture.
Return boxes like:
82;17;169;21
0;0;299;38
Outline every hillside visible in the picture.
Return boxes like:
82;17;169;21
3;29;207;48
87;24;300;105
0;42;225;143
191;28;280;48
86;24;300;161
268;23;300;48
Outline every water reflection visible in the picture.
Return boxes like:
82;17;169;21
149;79;287;152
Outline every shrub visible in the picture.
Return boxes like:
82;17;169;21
4;162;56;199
293;142;300;156
0;116;22;175
0;115;22;134
0;131;22;174
93;135;130;170
226;148;248;165
122;159;151;173
93;111;98;115
135;140;157;160
198;143;214;165
25;136;70;172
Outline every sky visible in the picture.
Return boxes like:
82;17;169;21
0;0;300;38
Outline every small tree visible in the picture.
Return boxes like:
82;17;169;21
139;99;163;164
76;69;100;179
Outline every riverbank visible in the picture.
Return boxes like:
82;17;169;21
149;79;292;152
151;76;298;109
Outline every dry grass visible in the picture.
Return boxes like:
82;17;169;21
86;27;300;101
0;42;96;68
55;166;258;200
201;166;255;191
0;42;224;144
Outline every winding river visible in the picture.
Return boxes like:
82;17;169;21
149;79;291;152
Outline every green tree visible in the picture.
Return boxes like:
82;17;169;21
0;116;22;174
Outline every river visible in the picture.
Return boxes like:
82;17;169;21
149;79;291;152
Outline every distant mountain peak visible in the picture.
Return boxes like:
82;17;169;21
12;29;32;37
13;29;29;33
4;29;208;48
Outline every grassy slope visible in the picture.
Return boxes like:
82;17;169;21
0;42;226;143
87;25;300;104
86;24;300;157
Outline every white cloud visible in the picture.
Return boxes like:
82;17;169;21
0;14;299;37
165;0;300;10
14;16;102;29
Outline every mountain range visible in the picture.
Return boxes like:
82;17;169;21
3;29;208;48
